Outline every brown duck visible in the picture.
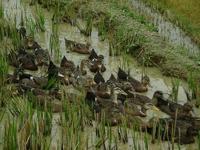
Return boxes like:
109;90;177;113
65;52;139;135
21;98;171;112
65;38;90;54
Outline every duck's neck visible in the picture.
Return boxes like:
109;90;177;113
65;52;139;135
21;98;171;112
111;88;118;104
152;96;158;105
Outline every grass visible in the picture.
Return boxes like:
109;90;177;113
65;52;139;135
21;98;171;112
49;23;60;62
171;78;180;102
0;0;199;149
35;4;46;32
140;0;200;47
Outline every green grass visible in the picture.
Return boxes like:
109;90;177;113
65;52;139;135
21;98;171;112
140;0;200;47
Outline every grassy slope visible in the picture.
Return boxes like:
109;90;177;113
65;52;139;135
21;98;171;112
140;0;200;47
76;0;200;80
26;0;200;80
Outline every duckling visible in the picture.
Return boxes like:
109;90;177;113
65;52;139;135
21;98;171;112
65;38;90;54
60;56;75;71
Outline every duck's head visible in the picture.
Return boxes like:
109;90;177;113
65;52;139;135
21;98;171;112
111;86;127;104
89;49;98;60
61;56;67;64
98;55;104;63
27;36;34;46
152;90;164;105
118;67;128;81
94;71;105;84
141;75;150;87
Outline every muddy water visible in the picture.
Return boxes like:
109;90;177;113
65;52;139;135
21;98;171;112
131;0;200;57
1;0;199;149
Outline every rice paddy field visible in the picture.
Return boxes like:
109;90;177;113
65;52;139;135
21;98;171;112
0;0;200;149
140;0;200;47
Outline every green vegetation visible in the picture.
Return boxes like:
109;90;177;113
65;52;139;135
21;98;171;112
140;0;200;47
0;0;199;149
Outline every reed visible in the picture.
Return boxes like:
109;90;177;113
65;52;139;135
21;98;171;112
49;23;60;62
0;52;9;86
35;4;46;32
171;78;180;102
0;1;3;19
25;17;36;38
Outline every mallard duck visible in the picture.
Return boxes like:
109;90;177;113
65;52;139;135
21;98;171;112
125;93;152;106
24;36;41;50
65;38;90;54
117;68;150;92
8;49;38;71
147;117;197;144
128;75;150;93
152;90;193;119
88;49;104;61
17;50;38;71
60;56;75;71
34;48;49;66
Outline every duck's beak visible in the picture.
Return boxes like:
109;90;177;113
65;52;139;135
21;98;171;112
151;105;160;111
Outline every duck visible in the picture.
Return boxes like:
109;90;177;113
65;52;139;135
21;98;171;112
147;117;198;144
117;68;150;92
81;58;106;73
128;75;150;93
44;61;59;90
94;71;105;84
125;93;152;106
46;61;73;87
65;38;90;54
117;67;128;81
34;48;49;66
24;36;41;50
17;49;38;71
88;49;104;61
86;83;111;102
152;90;193;119
60;56;75;71
107;74;134;94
